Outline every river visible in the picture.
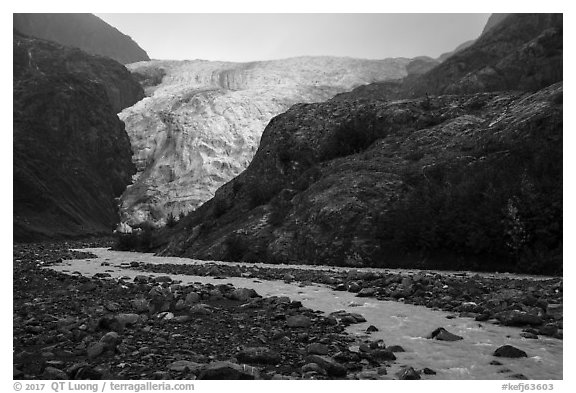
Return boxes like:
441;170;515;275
47;248;563;380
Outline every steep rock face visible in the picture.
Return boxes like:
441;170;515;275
13;33;143;241
158;14;562;274
13;13;150;64
119;57;412;225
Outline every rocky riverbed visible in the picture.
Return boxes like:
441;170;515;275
14;240;563;380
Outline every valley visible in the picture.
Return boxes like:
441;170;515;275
12;12;564;382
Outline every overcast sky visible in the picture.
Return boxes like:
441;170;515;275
95;13;491;62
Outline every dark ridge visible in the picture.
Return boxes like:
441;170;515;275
13;13;150;64
13;34;144;242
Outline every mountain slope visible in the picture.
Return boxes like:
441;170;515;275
481;13;511;36
13;33;143;241
402;13;562;97
119;56;413;226
13;13;150;64
157;13;562;274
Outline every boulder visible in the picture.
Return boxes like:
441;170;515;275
185;292;201;305
396;366;421;380
302;362;327;375
357;287;377;297
428;327;463;341
229;288;259;302
305;355;347;377
493;345;528;358
42;366;68;380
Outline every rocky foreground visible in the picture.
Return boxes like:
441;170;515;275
14;240;562;380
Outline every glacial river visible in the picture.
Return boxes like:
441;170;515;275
48;248;563;380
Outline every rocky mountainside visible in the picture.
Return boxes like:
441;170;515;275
119;56;419;226
339;14;562;102
13;33;144;241
481;14;511;36
13;13;150;64
156;14;562;274
402;14;562;97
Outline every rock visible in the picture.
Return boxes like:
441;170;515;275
100;331;120;349
307;343;330;355
286;315;312;328
86;342;106;358
493;345;528;358
185;292;201;305
134;275;150;283
496;310;543;326
115;313;140;326
229;288;259;302
387;345;405;353
520;332;538;339
283;273;295;282
366;325;379;333
189;304;212;315
370;349;396;361
301;363;327;375
167;360;204;373
421;367;436;375
546;304;563;320
131;298;149;313
173;315;193;323
305;355;347;377
377;366;388;375
475;313;491;322
349;313;366;323
43;366;68;380
198;361;260;380
509;373;529;380
237;347;281;365
369;339;385;349
396;366;421;380
538;324;559;336
70;364;104;379
104;301;121;312
428;327;463;341
175;299;187;311
357;287;376;297
348;282;362;293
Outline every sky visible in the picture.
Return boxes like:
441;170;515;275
95;13;491;62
